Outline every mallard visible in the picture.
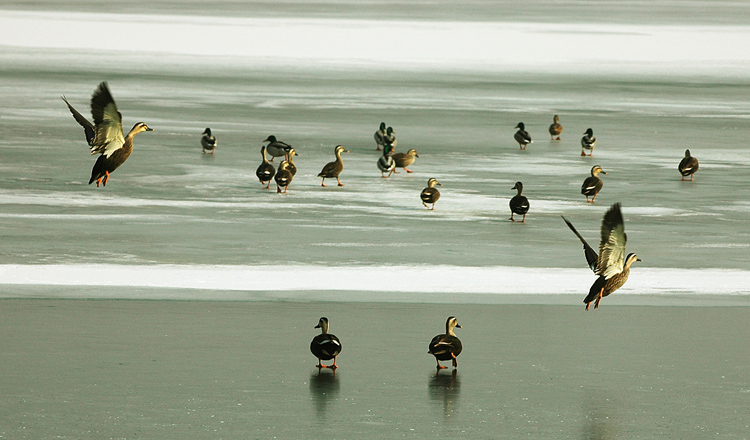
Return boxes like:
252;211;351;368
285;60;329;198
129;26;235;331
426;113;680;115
514;122;532;150
377;143;396;177
63;82;153;187
548;115;563;140
385;126;397;151
392;148;419;173
374;122;387;151
581;128;596;156
285;148;299;176
263;135;292;162
428;316;462;370
255;145;275;188
201;128;217;154
420;178;442;210
678;149;699;181
310;317;342;370
562;203;641;310
274;161;294;193
318;145;349;187
509;181;530;222
581;165;606;203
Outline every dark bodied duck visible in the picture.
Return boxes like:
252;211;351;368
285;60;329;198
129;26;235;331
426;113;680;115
514;122;532;150
392;148;419;173
548;115;563;140
255;145;275;188
509;181;530;222
285;148;299;176
318;145;349;187
678;149;699;181
428;316;462;370
562;203;641;310
374;122;387;151
274;161;294;193
263;135;292;162
310;317;342;370
420;178;442;210
581;128;596;156
377;143;396;177
63;82;153;187
201;127;217;154
581;165;606;203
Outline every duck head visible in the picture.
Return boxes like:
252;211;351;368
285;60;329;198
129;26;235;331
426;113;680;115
386;127;394;136
407;149;419;158
315;317;330;334
128;122;153;137
515;122;525;130
445;316;461;335
684;149;691;157
427;178;442;188
583;128;594;136
335;145;350;155
379;122;386;130
625;253;641;269
203;127;212;136
591;165;606;176
512;181;523;193
263;135;277;143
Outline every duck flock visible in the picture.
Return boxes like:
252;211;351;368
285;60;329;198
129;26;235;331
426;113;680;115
63;81;705;370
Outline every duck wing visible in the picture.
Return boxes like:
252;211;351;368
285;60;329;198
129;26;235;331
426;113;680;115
597;203;627;279
62;97;96;146
562;216;598;272
90;82;125;158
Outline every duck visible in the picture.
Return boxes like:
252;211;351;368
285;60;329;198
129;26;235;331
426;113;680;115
392;148;419;173
377;143;396;177
63;82;153;187
428;316;462;369
255;145;275;188
274;161;294;193
581;128;596;156
509;181;530;222
310;317;342;370
678;149;699;181
318;145;349;187
514;122;532;150
385;126;397;151
263;135;292;162
561;203;641;310
581;165;606;203
548;115;563;140
420;178;442;210
285;148;299;176
201;128;217;154
374;122;387;151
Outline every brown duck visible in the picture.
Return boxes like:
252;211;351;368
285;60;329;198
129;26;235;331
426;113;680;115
275;161;294;193
678;149;699;181
256;145;275;188
428;316;463;369
420;178;442;210
548;115;562;140
318;145;349;186
392;148;419;173
581;165;606;203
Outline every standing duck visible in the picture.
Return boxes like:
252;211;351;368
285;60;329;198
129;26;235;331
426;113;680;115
392;148;419;173
201;128;217;154
509;181;530;222
377;143;396;177
63;82;153;187
374;122;387;151
420;178;442;210
428;316;463;370
562;203;641;310
255;145;275;188
310;317;342;370
263;135;292;162
385;126;397;151
318;145;349;187
285;148;299;176
514;122;532;150
548;115;563;140
580;128;596;156
678;149;699;181
274;161;294;193
581;165;606;203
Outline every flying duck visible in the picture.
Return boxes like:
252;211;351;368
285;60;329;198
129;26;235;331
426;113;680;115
428;316;463;369
377;143;396;177
263;135;293;162
285;148;299;176
581;128;596;156
374;122;387;151
548;115;563;140
201;128;217;154
274;161;294;193
581;165;606;203
562;203;641;310
318;145;349;187
255;145;275;188
509;181;530;222
63;82;153;187
514;122;532;150
420;178;442;210
310;317;342;370
392;148;419;173
678;149;699;181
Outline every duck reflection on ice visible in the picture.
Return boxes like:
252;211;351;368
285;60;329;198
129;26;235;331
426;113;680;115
309;369;340;419
428;368;461;418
